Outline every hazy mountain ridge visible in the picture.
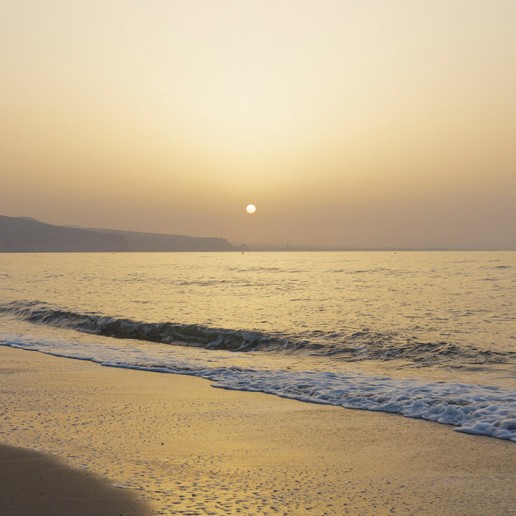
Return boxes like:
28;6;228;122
0;215;236;252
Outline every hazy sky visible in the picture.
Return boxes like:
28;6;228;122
1;0;515;248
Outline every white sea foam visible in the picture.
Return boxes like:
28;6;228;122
1;334;514;442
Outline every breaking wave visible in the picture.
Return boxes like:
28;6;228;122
0;300;513;367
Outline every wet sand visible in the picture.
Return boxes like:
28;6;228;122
0;345;514;515
0;444;149;515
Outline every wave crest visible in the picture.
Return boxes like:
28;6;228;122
0;300;512;367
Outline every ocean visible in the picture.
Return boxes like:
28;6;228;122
0;251;514;441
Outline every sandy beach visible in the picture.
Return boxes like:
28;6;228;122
0;345;514;515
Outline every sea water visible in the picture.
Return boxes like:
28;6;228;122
0;251;514;441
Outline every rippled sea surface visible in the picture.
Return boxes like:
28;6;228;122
1;251;515;441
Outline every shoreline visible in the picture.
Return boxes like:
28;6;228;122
1;345;515;514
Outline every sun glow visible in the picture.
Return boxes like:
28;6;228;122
246;204;257;215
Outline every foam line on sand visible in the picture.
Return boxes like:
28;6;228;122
0;346;514;515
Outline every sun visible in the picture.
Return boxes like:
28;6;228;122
245;204;257;214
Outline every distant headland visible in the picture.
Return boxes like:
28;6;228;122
0;215;237;252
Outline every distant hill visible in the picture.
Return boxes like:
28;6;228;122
0;215;236;252
86;226;237;252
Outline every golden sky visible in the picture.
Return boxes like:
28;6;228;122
1;0;515;248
